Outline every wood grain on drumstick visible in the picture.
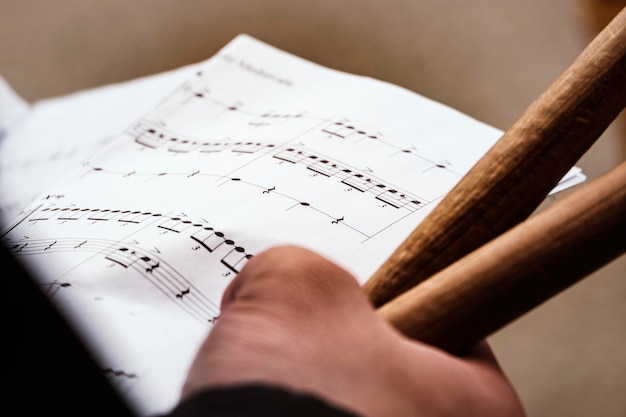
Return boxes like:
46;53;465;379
377;161;626;353
364;7;626;308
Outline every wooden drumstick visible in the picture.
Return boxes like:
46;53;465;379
364;7;626;308
377;161;626;353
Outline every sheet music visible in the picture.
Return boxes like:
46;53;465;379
0;64;199;222
0;34;586;415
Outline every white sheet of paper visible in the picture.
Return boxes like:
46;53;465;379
0;64;199;222
0;75;31;139
0;34;586;415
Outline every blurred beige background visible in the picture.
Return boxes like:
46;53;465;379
1;1;624;416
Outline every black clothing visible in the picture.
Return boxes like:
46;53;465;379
162;385;358;417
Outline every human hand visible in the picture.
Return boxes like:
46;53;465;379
181;245;525;417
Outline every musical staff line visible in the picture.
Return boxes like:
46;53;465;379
8;236;219;324
134;84;467;178
80;165;416;238
3;205;260;324
122;127;431;214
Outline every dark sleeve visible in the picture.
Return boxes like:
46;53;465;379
161;384;361;417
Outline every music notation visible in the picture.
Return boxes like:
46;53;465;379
322;120;380;140
4;205;254;325
249;111;305;127
1;35;564;417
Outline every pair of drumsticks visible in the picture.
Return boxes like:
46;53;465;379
366;7;626;353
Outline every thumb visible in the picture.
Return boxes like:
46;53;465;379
219;244;370;324
182;245;378;400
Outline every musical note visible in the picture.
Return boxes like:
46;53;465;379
190;228;238;254
58;208;87;221
272;148;306;164
118;211;153;224
105;247;138;268
142;256;160;273
375;189;421;210
332;216;345;224
158;217;193;234
232;142;274;154
341;174;374;192
307;160;340;177
321;121;379;140
248;111;304;127
45;194;64;200
170;138;198;153
74;240;87;249
134;127;167;149
221;246;252;273
12;242;28;252
176;288;190;299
